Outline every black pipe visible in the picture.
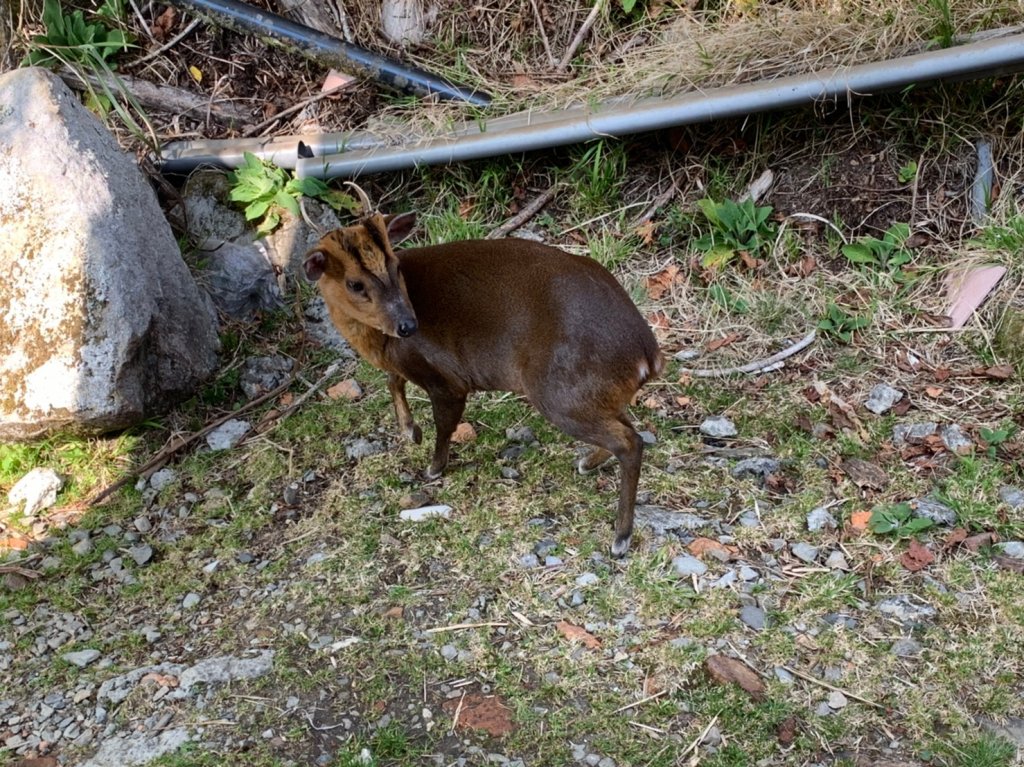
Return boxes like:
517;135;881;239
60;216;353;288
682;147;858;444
167;0;492;107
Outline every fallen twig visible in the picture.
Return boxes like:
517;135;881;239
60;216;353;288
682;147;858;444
781;665;887;710
679;329;816;377
242;82;358;138
60;68;250;124
487;186;559;239
557;0;604;71
0;564;42;579
631;183;679;228
529;0;556;67
87;376;295;507
254;361;342;431
424;621;510;634
613;689;667;713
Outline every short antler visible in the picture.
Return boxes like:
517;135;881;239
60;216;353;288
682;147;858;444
344;181;375;217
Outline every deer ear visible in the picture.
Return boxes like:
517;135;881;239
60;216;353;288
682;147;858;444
303;250;326;281
385;212;417;245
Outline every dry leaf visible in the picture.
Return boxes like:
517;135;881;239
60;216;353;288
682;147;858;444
688;537;735;561
278;392;294;407
635;220;658;247
151;5;177;41
840;458;889;490
675;395;692;407
982;364;1014;380
849;510;873;532
458;198;476;219
556;621;601;649
777;715;798;746
706;332;742;353
704;654;765;700
451;422;477;443
141;672;180;688
188;65;203;83
925;386;943;398
441;692;517;736
646;311;671;335
900;540;935;572
644;264;679;299
994;555;1024;574
942;528;968;551
0;536;29;551
963;531;1000;552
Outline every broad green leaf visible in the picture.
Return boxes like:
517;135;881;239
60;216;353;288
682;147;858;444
842;243;878;265
701;246;736;270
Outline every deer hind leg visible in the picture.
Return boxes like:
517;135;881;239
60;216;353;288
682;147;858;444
425;389;467;480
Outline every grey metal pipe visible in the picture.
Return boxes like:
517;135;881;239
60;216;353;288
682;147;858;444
293;32;1024;179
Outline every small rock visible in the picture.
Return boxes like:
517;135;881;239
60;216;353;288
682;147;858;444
635;505;710;536
995;541;1024;559
182;592;202;609
399;505;452;522
824;550;849;570
240;355;293;400
700;416;737;438
774;666;795;684
939;424;973;454
815;701;834;717
149;467;177;492
236;551;255;564
501;466;521;480
892;422;938;447
518;553;540;568
739;566;758;581
134;515;152;534
202;560;219;574
999;486;1024;510
710;570;737;589
791;542;820;563
575;572;599;587
806;506;838;532
876;594;936;626
731;457;782;481
738;510;761;528
440;645;458;662
7;467;63;516
891;638;923;657
283;482;300;505
910;497;957;526
864;384;903;414
672;555;708;577
72;537;94;557
128;544;153;566
827;691;848;709
346;438;384;461
700;726;722;747
206;419;251;451
544;555;563;567
639;431;657;445
739;605;766;630
63;649;101;668
534;539;558;557
505;426;536;444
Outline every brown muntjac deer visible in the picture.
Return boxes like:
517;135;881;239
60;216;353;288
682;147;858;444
304;209;663;557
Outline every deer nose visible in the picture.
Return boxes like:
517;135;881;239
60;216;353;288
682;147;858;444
397;319;418;338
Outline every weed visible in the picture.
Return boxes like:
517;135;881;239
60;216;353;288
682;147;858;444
24;0;131;69
921;0;956;48
694;197;776;269
841;222;913;278
708;283;749;314
944;732;1017;767
568;140;628;216
227;153;357;234
897;160;918;184
979;424;1016;458
975;213;1024;252
868;502;935;537
817;304;871;343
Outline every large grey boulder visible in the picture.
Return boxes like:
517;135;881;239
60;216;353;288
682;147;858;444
0;68;219;439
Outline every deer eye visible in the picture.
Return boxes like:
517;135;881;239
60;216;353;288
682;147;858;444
346;280;366;294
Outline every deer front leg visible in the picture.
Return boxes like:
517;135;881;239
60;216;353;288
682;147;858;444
388;373;422;444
